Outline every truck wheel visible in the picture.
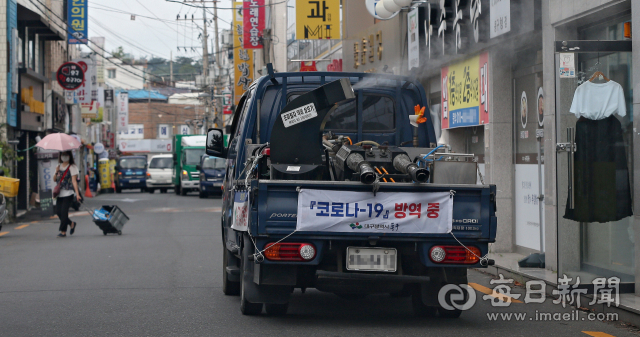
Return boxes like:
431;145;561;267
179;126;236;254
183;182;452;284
180;186;187;196
265;303;289;316
222;248;240;296
148;188;155;194
199;191;207;198
115;184;121;193
174;185;180;195
161;189;167;193
240;236;263;315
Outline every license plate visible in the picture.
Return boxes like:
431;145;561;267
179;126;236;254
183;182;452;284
129;179;140;183
346;247;397;272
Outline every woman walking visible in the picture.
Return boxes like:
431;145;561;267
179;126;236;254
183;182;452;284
54;151;81;237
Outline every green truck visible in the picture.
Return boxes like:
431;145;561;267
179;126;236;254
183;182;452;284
172;134;207;196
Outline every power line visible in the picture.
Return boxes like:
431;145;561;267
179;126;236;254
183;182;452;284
165;0;288;10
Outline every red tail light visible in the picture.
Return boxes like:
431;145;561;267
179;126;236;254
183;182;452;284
429;245;481;264
264;242;316;261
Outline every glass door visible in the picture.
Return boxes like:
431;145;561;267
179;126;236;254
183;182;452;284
555;22;634;286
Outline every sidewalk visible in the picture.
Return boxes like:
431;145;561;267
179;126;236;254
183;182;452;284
482;252;640;328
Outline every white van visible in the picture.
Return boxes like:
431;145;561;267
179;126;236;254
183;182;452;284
146;154;173;193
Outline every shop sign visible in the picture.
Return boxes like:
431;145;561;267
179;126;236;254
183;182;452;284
296;0;341;40
51;91;67;131
118;139;173;153
179;125;191;135
56;62;84;90
68;0;88;44
559;53;575;78
72;58;95;117
233;2;254;105
407;7;419;70
243;0;264;49
158;124;171;139
441;52;489;129
118;123;144;140
104;89;114;107
490;0;510;38
64;90;76;104
353;31;383;70
423;0;488;57
117;92;129;130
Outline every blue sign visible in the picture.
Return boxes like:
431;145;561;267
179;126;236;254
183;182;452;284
68;0;88;44
449;107;480;128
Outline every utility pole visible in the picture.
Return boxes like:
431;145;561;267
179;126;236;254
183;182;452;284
170;50;173;84
202;3;209;80
212;0;220;129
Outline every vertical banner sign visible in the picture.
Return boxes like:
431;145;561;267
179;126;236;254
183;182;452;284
92;37;106;84
441;52;489;129
233;2;254;105
489;0;510;39
243;0;264;49
68;0;88;44
296;0;341;39
104;89;114;107
73;58;96;118
117;92;129;131
407;7;419;70
97;87;105;120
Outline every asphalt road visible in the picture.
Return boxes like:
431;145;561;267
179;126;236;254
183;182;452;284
0;190;637;336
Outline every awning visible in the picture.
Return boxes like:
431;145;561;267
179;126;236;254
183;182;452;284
18;4;65;41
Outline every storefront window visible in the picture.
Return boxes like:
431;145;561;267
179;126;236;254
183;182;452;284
556;16;634;284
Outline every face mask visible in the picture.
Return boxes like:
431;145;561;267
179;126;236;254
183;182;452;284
61;155;70;162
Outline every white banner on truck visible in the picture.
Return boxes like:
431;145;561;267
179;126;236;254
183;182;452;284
232;190;249;231
296;189;453;234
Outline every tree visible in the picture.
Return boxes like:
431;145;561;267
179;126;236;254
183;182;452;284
111;46;125;59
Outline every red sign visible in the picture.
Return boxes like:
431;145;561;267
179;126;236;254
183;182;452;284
300;61;318;72
326;59;343;72
56;62;85;90
243;0;264;49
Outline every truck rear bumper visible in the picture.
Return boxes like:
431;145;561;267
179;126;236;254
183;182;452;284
316;270;430;283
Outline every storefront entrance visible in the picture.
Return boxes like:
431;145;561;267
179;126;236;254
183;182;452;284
555;19;634;288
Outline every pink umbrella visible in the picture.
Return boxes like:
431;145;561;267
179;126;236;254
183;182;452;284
36;133;82;151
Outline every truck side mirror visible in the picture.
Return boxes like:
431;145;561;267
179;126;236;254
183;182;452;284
206;128;226;158
196;164;201;171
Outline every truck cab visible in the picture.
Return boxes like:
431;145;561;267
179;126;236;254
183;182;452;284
172;135;206;196
196;155;225;198
146;154;173;193
114;155;147;193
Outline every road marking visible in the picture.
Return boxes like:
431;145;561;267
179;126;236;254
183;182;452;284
468;282;523;303
15;224;29;229
0;232;8;236
583;332;616;337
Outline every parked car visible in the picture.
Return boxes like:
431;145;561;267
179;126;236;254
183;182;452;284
114;156;148;193
196;155;225;198
146;154;173;193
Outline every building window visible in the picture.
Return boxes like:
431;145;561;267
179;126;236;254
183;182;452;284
107;69;116;78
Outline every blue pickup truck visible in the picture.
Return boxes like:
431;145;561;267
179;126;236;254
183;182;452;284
196;155;225;198
206;70;497;317
114;155;148;193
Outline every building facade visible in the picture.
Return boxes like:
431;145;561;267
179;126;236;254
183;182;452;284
342;0;640;295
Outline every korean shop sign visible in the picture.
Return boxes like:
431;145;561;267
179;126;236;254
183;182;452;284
56;62;84;90
441;52;489;129
234;2;254;105
68;0;88;44
296;0;341;39
423;0;487;57
243;0;264;49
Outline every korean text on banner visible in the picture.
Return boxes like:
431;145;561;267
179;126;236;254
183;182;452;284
243;0;264;49
296;0;341;40
234;2;254;105
441;52;489;129
296;190;453;234
117;92;129;131
68;0;88;44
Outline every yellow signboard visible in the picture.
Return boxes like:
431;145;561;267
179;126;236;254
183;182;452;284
98;158;111;189
234;1;254;105
296;0;341;40
440;52;489;129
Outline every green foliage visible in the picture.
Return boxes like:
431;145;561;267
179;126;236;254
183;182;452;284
0;141;23;176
